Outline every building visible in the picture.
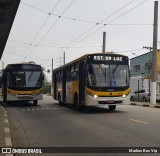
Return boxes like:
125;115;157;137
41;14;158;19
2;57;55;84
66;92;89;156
130;50;160;93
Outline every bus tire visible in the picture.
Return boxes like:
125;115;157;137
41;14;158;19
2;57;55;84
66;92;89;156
143;97;147;102
7;101;11;106
74;94;78;107
109;105;116;111
33;100;38;106
74;94;84;111
58;93;62;105
130;96;134;101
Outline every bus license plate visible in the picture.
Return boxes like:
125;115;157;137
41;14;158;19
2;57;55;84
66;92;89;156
107;100;115;104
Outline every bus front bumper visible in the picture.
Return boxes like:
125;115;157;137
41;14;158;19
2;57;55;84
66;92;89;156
85;94;130;106
7;93;43;101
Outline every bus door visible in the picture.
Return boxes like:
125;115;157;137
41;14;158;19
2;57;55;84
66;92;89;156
53;72;57;100
62;69;66;102
79;61;85;104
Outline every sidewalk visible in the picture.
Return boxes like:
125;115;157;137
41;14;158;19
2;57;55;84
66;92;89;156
0;102;14;156
0;104;6;147
131;101;160;108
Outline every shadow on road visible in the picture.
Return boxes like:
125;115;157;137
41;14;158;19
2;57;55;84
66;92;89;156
57;103;124;114
1;101;39;108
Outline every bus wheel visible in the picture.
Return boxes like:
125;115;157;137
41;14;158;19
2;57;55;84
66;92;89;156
74;95;84;111
7;101;11;106
33;100;38;106
130;96;134;101
109;105;116;111
74;94;80;110
143;97;147;102
58;93;62;105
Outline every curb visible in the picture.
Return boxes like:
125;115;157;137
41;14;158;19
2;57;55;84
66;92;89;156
0;105;13;156
131;102;160;108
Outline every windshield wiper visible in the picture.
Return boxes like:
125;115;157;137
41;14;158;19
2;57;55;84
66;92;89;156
111;65;119;80
112;65;119;74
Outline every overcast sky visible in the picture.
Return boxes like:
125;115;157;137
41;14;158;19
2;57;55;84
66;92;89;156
1;0;160;79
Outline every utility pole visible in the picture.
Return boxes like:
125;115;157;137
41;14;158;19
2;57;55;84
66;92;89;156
102;32;106;53
63;52;65;65
151;1;158;105
51;58;53;96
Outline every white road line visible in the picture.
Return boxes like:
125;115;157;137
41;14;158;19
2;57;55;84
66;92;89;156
52;108;59;109
4;119;9;124
5;137;12;146
130;119;150;125
4;127;10;133
1;106;13;152
6;154;14;156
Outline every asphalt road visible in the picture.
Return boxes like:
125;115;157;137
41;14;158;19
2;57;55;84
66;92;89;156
3;95;160;155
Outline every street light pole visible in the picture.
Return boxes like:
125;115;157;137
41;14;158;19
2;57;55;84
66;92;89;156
151;1;158;105
51;58;53;96
102;32;106;53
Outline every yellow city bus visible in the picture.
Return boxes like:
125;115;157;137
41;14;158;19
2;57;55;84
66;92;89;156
2;63;44;105
52;53;130;110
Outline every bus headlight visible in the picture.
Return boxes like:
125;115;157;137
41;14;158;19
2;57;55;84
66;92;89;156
122;93;130;98
88;93;98;99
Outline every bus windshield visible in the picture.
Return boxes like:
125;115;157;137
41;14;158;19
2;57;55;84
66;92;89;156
8;71;42;88
87;64;129;87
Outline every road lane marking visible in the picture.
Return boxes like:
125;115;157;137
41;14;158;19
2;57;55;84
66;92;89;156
4;127;10;133
130;119;150;125
4;119;9;124
1;105;13;155
21;107;62;111
5;137;12;146
4;113;7;117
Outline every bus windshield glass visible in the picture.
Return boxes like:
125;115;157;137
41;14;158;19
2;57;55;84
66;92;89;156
87;64;129;87
8;71;42;88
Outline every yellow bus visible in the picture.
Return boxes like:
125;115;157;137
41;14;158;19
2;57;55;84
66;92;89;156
2;63;44;105
52;53;130;111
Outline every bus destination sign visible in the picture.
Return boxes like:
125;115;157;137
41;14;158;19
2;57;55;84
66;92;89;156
93;55;123;61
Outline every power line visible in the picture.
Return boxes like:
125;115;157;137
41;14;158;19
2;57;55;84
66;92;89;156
13;0;149;65
17;0;61;62
43;0;138;61
23;0;77;61
19;0;149;60
42;48;148;67
21;2;49;14
8;39;102;48
36;0;77;45
43;0;149;66
21;1;104;25
68;0;149;49
22;0;145;27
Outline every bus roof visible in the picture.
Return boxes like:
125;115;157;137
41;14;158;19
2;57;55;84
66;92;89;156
6;63;40;66
4;63;42;71
53;52;128;72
